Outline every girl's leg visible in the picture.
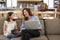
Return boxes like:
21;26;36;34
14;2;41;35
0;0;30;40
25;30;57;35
6;34;16;38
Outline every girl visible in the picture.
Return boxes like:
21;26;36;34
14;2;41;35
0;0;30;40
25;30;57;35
3;12;18;38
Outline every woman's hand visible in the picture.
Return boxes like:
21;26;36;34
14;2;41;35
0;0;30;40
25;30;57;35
21;28;26;30
38;27;42;30
20;28;26;32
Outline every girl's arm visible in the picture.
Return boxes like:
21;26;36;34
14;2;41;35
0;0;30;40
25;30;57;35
3;23;7;33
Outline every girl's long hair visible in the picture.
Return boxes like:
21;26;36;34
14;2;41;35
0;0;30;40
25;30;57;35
6;12;14;22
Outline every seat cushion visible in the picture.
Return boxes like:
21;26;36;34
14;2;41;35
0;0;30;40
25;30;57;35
47;35;60;40
31;36;48;40
11;37;21;40
0;35;10;40
45;19;60;35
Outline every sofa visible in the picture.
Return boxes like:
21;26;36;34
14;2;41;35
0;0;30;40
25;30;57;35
0;18;60;40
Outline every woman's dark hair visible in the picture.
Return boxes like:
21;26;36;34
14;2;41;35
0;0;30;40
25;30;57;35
22;8;33;16
22;8;33;20
6;12;14;22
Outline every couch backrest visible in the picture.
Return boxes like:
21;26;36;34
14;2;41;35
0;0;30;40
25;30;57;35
39;20;45;35
45;19;60;35
16;20;22;30
0;18;5;34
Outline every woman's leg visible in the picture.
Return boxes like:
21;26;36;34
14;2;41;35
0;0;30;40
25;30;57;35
29;29;40;38
21;29;40;40
21;30;30;40
16;31;21;37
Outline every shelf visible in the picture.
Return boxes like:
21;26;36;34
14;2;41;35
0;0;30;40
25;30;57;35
0;1;5;3
18;0;43;2
0;11;60;19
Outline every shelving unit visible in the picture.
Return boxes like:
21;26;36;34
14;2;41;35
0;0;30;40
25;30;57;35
0;0;43;11
0;1;5;3
0;0;5;2
17;0;42;2
17;0;43;11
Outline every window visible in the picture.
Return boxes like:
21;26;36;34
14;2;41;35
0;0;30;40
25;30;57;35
12;0;17;8
43;0;54;9
6;0;12;8
6;0;17;8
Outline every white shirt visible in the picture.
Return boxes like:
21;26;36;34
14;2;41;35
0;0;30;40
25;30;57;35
4;21;16;36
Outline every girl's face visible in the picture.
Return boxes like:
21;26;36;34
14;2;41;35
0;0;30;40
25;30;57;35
23;10;29;17
9;14;14;19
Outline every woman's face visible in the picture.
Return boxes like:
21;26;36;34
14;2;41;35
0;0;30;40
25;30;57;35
23;10;29;17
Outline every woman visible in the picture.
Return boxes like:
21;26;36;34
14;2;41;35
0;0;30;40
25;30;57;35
3;12;18;38
40;1;48;11
20;8;42;40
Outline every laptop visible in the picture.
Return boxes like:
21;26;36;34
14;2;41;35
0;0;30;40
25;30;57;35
24;21;39;29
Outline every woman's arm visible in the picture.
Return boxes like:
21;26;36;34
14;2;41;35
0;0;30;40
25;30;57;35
20;21;25;32
35;16;42;30
38;26;42;30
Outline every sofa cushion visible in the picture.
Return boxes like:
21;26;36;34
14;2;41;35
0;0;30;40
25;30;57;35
31;36;48;40
45;19;60;35
0;35;10;40
0;18;5;34
11;37;21;40
47;35;60;40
